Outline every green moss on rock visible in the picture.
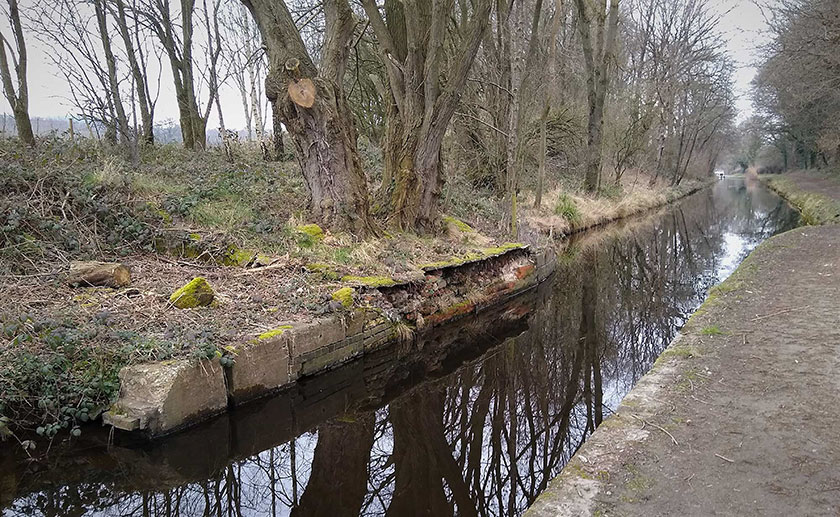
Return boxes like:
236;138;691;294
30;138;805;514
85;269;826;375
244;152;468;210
258;325;293;340
340;276;398;288
223;246;256;267
418;242;527;270
169;277;215;308
443;215;474;233
332;287;355;308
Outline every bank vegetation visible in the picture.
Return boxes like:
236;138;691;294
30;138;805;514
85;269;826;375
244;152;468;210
0;0;737;438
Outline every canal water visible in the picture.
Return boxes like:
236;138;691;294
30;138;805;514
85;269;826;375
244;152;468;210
0;177;801;516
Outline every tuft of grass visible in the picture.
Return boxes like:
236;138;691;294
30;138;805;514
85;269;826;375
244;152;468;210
554;193;581;223
700;325;725;336
190;198;254;231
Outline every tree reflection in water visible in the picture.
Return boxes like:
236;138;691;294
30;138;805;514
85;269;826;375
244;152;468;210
2;179;800;517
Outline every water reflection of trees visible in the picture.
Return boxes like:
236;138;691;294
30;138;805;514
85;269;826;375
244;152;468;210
4;180;800;517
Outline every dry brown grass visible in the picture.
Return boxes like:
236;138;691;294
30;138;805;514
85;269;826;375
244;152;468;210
522;172;710;236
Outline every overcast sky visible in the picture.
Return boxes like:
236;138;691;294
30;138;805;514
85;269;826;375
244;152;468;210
2;0;769;132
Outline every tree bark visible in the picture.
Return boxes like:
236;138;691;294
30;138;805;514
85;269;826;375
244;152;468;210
363;0;492;232
243;0;377;236
271;101;284;159
68;261;131;288
574;0;620;193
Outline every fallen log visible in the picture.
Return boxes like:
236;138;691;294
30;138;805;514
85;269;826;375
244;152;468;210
68;261;131;288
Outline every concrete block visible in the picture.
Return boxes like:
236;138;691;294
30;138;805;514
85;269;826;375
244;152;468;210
228;334;291;405
288;316;346;359
299;340;364;376
103;359;227;436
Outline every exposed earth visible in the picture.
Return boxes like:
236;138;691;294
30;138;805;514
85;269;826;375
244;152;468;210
527;223;840;516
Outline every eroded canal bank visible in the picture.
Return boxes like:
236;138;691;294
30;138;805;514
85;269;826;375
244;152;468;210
1;178;801;516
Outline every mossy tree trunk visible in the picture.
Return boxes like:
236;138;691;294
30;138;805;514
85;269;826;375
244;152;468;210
363;0;492;233
243;0;377;236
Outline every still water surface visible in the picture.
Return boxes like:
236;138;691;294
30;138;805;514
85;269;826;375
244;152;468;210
1;178;801;516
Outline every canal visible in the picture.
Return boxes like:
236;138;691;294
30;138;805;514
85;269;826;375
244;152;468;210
0;177;801;516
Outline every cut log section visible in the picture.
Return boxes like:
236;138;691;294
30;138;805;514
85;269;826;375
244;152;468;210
68;261;131;288
288;78;316;108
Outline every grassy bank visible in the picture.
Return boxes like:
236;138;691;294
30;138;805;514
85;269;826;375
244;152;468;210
522;176;712;236
761;170;840;225
0;139;713;439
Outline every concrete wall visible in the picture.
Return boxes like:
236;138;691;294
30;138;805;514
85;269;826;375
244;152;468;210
104;246;556;437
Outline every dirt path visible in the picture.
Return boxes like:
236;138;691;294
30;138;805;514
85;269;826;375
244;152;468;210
763;171;840;225
779;170;840;201
526;225;840;516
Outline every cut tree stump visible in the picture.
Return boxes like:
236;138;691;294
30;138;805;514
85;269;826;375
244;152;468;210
68;261;131;288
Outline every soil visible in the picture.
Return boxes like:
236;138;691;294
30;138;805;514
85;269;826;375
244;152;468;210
527;225;840;516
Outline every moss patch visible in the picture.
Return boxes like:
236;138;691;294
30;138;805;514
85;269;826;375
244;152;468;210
258;325;293;340
700;325;725;336
306;262;340;280
418;242;527;270
296;223;325;239
443;215;474;233
340;276;398;288
766;176;840;225
169;277;215;309
223;246;256;267
331;287;355;308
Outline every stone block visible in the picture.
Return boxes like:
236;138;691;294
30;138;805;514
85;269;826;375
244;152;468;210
103;359;227;436
228;334;291;405
299;340;364;376
288;316;346;359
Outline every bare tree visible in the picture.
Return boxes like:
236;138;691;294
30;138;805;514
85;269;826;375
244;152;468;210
0;0;34;145
110;0;159;144
362;0;493;232
574;0;620;192
220;0;267;141
32;0;131;144
135;0;221;149
754;0;840;168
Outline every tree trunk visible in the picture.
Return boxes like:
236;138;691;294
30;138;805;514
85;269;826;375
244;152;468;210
95;0;130;147
583;88;606;191
362;0;492;233
0;0;34;147
575;0;620;193
270;75;374;235
245;0;376;236
535;107;548;208
382;119;447;232
113;0;153;145
271;101;284;159
12;107;33;145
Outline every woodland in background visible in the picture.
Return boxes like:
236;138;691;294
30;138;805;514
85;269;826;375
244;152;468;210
736;0;840;173
0;0;738;236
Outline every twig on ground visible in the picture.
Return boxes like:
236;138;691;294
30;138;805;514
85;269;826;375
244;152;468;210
750;306;808;322
632;415;679;445
715;453;735;463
